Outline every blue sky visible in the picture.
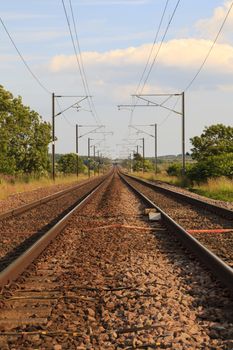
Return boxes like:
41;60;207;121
1;0;232;158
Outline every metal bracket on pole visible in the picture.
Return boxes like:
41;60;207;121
118;92;186;175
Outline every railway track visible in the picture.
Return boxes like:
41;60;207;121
0;174;109;272
0;171;233;349
121;172;233;269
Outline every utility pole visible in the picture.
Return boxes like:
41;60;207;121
136;145;139;154
93;145;96;176
101;153;104;174
88;137;91;178
118;92;186;175
142;138;145;173
51;94;88;181
181;92;185;176
154;123;158;174
97;150;100;176
52;93;55;181
76;124;79;178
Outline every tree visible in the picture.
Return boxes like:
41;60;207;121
187;124;233;182
58;153;85;174
132;153;154;172
187;153;233;182
133;153;143;171
190;124;233;161
0;85;51;174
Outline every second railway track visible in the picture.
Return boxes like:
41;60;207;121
0;170;233;349
121;172;233;268
0;174;109;272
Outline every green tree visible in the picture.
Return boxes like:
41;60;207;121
58;153;85;174
0;85;51;174
187;153;233;182
188;124;233;182
133;153;143;171
132;153;154;172
190;124;233;161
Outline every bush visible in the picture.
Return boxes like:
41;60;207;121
187;153;233;183
166;163;182;176
58;153;86;174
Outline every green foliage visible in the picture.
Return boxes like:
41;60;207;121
188;124;233;182
187;153;233;183
190;124;233;161
166;163;182;176
57;153;85;174
144;159;154;172
133;153;142;172
0;85;51;174
132;153;154;172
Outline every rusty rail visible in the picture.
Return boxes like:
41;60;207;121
0;175;107;221
0;176;109;288
122;172;233;220
120;173;233;292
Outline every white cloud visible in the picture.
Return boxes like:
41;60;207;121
196;1;233;41
111;83;163;102
49;38;233;74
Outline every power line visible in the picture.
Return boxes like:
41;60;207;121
158;96;179;126
129;0;181;127
0;17;51;95
185;0;233;91
135;0;170;95
61;1;89;95
61;0;100;125
140;0;181;93
56;100;76;127
68;1;90;100
159;1;233;128
68;0;102;125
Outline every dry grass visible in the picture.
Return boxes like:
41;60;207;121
0;174;89;200
133;171;182;186
192;177;233;202
132;171;233;202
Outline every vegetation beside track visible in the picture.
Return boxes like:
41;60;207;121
130;172;233;202
191;177;233;202
0;173;89;200
122;124;233;202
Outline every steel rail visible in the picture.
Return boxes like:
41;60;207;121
122;172;233;220
120;173;233;292
0;175;106;221
0;175;111;288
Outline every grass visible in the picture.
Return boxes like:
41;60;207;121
191;177;233;202
132;171;186;186
0;173;89;201
132;171;233;202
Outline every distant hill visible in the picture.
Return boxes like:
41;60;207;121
146;154;193;163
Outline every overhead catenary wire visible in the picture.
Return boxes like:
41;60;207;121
61;0;101;125
159;1;233;127
56;100;76;127
1;15;80;135
135;0;170;95
68;0;102;125
68;1;91;102
0;17;51;95
129;0;181;127
139;0;181;94
184;0;233;91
